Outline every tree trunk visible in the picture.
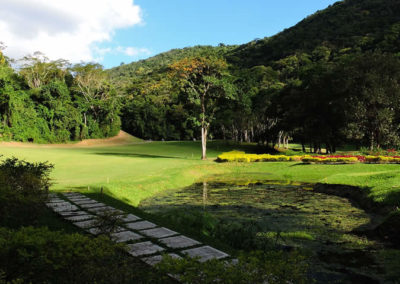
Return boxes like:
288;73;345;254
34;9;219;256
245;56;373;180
202;181;208;209
370;132;374;151
201;126;207;160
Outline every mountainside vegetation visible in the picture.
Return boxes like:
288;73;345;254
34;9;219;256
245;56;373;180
0;50;120;143
2;0;400;153
107;0;400;155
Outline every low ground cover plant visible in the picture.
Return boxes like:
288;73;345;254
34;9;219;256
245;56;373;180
217;151;400;164
0;227;164;284
157;250;309;284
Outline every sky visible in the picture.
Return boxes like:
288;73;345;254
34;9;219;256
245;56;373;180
0;0;339;69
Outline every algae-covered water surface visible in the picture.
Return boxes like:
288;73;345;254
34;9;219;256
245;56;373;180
140;179;399;283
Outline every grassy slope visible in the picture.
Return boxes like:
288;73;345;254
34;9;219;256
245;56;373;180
0;141;399;207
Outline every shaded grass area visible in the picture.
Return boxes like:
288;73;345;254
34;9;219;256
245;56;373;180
136;181;399;283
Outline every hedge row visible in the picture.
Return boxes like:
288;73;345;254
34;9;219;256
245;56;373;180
216;151;400;164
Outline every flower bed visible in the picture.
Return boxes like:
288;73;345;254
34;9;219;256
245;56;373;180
216;151;302;163
216;151;400;164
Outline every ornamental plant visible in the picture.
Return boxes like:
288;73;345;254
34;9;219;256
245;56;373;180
217;151;400;164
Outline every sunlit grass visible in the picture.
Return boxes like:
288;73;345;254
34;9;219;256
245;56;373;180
0;140;399;207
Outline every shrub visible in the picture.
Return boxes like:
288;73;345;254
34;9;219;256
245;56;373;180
0;227;163;284
92;210;125;237
0;157;53;227
365;156;400;164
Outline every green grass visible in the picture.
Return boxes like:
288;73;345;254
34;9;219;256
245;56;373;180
1;140;399;207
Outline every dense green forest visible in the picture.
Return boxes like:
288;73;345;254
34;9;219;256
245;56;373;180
0;50;120;143
2;0;400;149
108;0;400;152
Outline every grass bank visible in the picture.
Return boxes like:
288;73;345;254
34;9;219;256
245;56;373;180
0;140;399;208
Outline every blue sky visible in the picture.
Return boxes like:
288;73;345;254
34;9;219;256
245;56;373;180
1;0;339;68
100;0;339;68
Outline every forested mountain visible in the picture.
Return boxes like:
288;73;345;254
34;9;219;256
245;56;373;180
107;0;400;151
229;0;400;67
2;0;400;148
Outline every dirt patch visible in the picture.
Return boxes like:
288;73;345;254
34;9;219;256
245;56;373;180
0;131;144;148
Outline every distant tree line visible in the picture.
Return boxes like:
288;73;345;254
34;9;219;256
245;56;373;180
0;49;120;143
108;0;400;152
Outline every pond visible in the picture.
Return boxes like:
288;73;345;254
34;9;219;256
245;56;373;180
139;178;399;283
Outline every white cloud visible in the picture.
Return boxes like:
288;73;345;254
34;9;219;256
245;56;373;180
0;0;142;63
116;46;151;57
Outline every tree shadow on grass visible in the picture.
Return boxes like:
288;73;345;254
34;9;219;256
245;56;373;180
92;152;187;159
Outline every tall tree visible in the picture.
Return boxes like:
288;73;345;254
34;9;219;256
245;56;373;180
19;52;69;89
169;56;235;159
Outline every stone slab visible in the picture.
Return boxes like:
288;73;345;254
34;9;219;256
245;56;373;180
58;210;88;217
141;253;181;266
53;206;80;213
86;226;125;236
47;199;65;203
49;203;80;213
63;193;84;198
181;246;229;262
73;219;98;229
140;227;178;239
127;241;165;257
125;221;157;231
120;214;141;223
64;214;95;222
159;235;200;249
46;201;70;208
72;199;98;205
111;231;144;243
87;206;124;215
68;197;92;203
79;202;106;209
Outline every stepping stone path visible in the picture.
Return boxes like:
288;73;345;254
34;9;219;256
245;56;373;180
46;192;231;268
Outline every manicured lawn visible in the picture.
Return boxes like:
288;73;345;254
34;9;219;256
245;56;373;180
1;141;399;207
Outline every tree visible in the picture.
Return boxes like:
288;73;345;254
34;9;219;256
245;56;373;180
19;52;69;89
169;56;235;159
71;63;121;138
336;52;400;149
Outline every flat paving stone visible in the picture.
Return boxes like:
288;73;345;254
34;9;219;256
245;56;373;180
86;226;125;235
87;206;124;215
49;203;80;213
140;227;178;239
79;202;106;209
120;214;141;223
46;201;70;208
182;246;229;262
64;214;95;222
111;231;144;243
72;199;98;205
63;193;84;198
125;221;157;231
68;197;92;202
47;198;65;203
141;253;181;266
58;210;88;217
159;235;200;249
127;241;165;257
73;219;98;229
